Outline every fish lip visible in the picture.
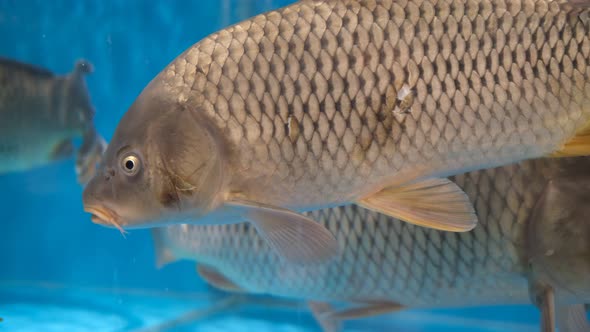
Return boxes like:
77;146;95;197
84;205;120;226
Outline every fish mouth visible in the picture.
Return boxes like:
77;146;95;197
84;205;128;237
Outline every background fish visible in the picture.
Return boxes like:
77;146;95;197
83;0;590;264
153;157;590;332
0;57;106;184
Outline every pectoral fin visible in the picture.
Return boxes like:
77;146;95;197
529;281;557;332
357;178;477;232
197;265;244;293
549;121;590;157
557;304;590;332
151;228;177;268
326;300;404;320
308;300;403;332
227;199;340;265
308;302;341;332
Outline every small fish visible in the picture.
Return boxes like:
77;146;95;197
0;57;107;184
84;0;590;264
152;157;590;332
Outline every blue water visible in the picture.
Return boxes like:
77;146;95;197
0;1;560;331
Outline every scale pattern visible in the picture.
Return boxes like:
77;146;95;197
159;158;590;306
159;0;590;205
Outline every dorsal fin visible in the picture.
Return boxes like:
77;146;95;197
0;57;54;78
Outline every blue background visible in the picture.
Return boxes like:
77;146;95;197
0;1;575;331
0;0;291;291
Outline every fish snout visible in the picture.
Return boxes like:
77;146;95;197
83;203;128;236
82;175;112;224
82;177;129;235
84;205;115;225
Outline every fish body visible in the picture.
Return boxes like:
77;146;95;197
84;0;590;264
154;0;590;208
153;157;590;309
0;58;106;184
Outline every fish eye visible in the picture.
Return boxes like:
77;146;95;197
121;154;141;175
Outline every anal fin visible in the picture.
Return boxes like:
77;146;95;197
357;178;477;232
308;302;342;332
197;265;243;293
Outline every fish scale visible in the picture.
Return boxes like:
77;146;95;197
157;0;590;209
154;158;590;307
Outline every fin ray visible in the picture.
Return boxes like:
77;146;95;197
357;178;477;232
308;301;341;332
197;264;243;292
227;199;340;265
76;132;107;185
550;121;590;157
557;304;590;332
151;228;177;268
327;301;404;320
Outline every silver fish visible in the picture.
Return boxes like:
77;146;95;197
153;157;590;332
0;58;107;184
84;0;590;264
